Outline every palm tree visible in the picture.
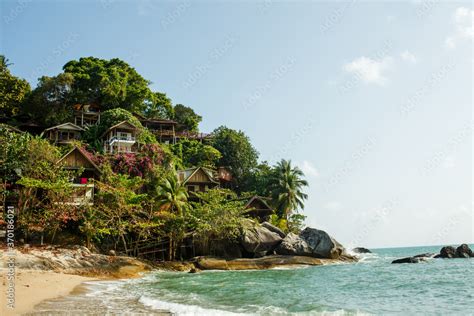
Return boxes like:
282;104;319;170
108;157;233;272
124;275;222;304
155;172;189;216
155;172;189;260
269;159;308;220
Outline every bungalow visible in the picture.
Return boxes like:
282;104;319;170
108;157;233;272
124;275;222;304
102;121;138;154
73;104;101;127
44;122;84;145
244;195;274;222
178;167;219;195
133;113;177;144
57;146;102;205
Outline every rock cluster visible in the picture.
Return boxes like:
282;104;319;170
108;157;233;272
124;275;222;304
238;221;354;261
391;244;473;264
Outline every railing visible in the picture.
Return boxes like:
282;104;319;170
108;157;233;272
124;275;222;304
108;136;136;143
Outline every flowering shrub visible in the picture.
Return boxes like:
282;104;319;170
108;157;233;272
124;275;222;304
110;143;165;177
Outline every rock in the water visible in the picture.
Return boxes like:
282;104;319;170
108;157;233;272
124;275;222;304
276;233;312;256
439;246;457;258
194;255;350;271
392;253;435;264
455;244;473;258
240;224;283;254
352;247;372;254
392;257;426;264
299;228;344;259
261;222;286;238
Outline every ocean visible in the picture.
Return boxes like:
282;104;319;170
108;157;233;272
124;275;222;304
31;245;473;315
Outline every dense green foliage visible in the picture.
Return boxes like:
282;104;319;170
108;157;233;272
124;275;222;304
0;56;31;119
170;138;221;168
211;126;259;190
23;73;75;126
63;57;152;112
174;104;202;132
0;55;311;256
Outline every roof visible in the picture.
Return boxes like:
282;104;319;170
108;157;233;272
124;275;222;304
57;146;102;174
101;120;138;138
244;195;273;211
178;167;219;185
44;122;85;132
133;112;178;125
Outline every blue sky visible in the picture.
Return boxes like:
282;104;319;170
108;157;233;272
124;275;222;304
1;0;472;248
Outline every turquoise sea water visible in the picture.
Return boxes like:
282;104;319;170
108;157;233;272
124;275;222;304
34;245;473;315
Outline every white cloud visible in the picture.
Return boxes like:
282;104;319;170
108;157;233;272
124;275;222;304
445;7;473;49
300;160;319;178
324;201;342;211
400;50;417;63
343;56;393;85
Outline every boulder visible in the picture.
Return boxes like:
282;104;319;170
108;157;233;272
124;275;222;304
240;224;283;254
352;247;372;254
261;222;286;238
455;244;473;258
276;233;312;256
392;253;435;264
193;255;348;271
299;228;344;259
439;246;456;258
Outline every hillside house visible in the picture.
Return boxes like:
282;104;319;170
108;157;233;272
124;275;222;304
73;104;101;127
178;167;219;195
44;122;84;145
102;121;138;154
134;113;177;144
244;196;274;222
57;146;101;205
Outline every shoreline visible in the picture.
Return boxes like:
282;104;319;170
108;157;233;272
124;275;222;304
0;269;95;316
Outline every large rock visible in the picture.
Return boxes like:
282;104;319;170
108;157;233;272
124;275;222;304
392;253;435;264
455;244;473;258
439;246;457;258
299;228;344;259
276;233;312;256
240;224;283;254
352;247;372;254
261;222;286;238
193;255;348;271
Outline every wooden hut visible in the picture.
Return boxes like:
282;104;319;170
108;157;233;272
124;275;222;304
57;147;101;205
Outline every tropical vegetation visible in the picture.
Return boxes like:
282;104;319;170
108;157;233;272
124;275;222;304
0;55;309;260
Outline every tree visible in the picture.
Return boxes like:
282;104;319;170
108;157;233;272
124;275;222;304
63;57;152;112
144;92;174;119
189;189;246;243
268;159;308;221
154;172;189;260
174;104;202;132
211;126;259;190
0;55;31;119
94;167;147;252
23;73;74;127
240;161;273;196
170;138;221;168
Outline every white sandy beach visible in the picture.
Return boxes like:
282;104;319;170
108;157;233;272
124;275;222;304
0;269;94;315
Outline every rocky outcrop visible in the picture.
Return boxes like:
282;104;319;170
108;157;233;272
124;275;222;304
299;228;345;259
439;246;457;258
276;233;312;256
240;223;283;255
8;246;151;278
352;247;372;254
261;222;286;238
455;244;473;258
391;253;436;264
193;255;354;271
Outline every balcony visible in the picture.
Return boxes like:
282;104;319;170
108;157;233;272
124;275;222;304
108;136;136;145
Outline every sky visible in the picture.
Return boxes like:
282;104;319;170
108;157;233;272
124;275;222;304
1;0;472;248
